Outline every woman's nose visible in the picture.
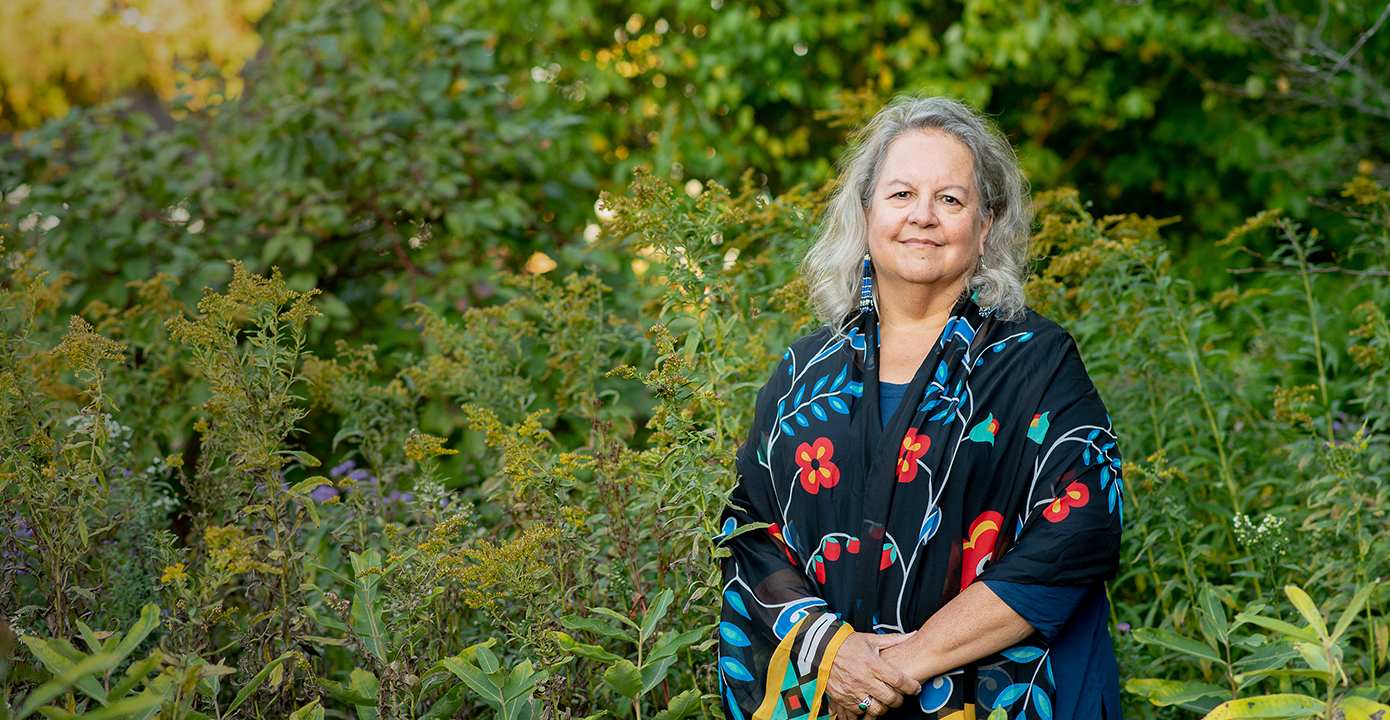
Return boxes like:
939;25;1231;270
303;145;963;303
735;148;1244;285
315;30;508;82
907;196;937;227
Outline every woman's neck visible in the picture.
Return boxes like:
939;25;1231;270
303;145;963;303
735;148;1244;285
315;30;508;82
875;280;964;384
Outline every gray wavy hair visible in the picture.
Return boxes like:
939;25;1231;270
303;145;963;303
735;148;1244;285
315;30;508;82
803;95;1033;324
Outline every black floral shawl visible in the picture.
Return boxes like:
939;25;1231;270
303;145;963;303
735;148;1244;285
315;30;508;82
717;297;1123;720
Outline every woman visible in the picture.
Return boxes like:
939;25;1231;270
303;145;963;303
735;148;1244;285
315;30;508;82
717;96;1123;720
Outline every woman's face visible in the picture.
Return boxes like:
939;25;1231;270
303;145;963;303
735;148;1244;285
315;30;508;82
864;130;992;306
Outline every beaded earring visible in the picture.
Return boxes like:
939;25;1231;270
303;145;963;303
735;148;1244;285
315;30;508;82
859;253;874;314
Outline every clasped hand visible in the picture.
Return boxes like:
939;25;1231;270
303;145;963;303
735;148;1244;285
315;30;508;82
824;632;920;719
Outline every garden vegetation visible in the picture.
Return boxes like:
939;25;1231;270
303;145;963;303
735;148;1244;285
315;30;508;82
1;1;1389;719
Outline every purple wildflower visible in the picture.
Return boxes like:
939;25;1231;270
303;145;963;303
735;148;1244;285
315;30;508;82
384;490;414;504
348;469;377;485
310;485;340;502
330;460;356;479
1117;623;1131;633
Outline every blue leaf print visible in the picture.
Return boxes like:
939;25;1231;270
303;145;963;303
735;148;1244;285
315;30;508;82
993;683;1030;709
930;406;952;422
847;328;866;352
1100;466;1111;487
1046;656;1054;687
795;385;805;405
811;403;827;422
1109;485;1119;513
918;507;942;544
777;400;785;417
935;361;948;383
1032;685;1053;720
993;342;1005;353
788;362;794;376
1019;332;1033;342
832;365;847;392
828;397;849;414
719;656;755;682
1087;429;1100;442
719;622;751;647
780;421;794;436
1001;646;1045;663
772;598;823;638
725;687;746;720
813;375;828;394
976;356;985;367
724;590;751;619
846;381;863;397
918;674;952;713
795;413;809;427
1083;448;1091;465
920;399;940;413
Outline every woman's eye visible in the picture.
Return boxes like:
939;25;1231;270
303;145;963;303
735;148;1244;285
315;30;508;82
941;195;960;205
892;191;911;199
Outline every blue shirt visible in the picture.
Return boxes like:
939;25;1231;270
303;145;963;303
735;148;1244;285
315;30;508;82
880;382;1121;719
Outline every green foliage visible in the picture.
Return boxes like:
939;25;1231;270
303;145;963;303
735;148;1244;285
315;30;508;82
2;2;1390;714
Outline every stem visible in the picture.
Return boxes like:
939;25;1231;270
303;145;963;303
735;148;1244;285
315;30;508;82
1151;259;1240;514
1283;222;1335;443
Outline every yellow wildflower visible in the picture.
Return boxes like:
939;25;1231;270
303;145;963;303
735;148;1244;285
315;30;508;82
160;562;188;584
404;431;458;462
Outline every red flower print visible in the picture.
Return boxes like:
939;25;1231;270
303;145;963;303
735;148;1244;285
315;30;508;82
1043;481;1090;523
961;511;1003;587
823;538;841;562
767;523;796;564
814;557;826;583
796;438;840;494
846;538;860;554
896;429;930;483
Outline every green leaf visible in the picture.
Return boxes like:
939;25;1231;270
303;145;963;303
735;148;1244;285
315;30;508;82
1338;696;1390;720
475;645;501;675
16;653;117;720
1203;693;1324;719
1330;581;1378;643
649;628;708;661
500;660;544;702
349;551;388;662
1125;678;1228;707
20;638;109;705
420;684;468;720
590;607;640;632
287;699;324;720
640;589;675;645
1283;586;1328;640
1132;628;1223;664
281;451;322;468
561;614;633;643
603;659;642;699
1233;613;1318;644
107;651;163;701
440;657;503;705
110;605;161;666
66;692;164;720
225;651;297;715
553;632;623;664
651;689;702;720
74;620;104;656
303;603;349;633
640;654;678;695
1198;585;1229;641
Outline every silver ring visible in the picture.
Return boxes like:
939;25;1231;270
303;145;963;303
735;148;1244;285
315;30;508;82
858;697;873;712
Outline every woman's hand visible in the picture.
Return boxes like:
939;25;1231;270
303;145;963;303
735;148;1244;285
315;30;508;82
824;632;921;719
